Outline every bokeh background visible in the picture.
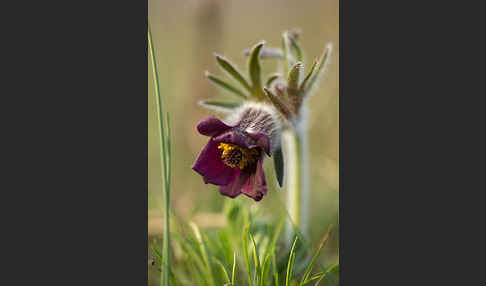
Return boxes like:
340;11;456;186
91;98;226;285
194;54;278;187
148;0;338;278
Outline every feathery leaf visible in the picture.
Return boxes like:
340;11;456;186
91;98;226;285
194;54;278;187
248;42;265;99
199;100;241;113
215;54;252;93
206;71;248;99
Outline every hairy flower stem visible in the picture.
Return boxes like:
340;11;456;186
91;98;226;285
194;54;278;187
284;111;309;243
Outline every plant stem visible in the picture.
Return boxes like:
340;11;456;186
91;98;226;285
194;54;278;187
284;111;309;243
148;23;170;286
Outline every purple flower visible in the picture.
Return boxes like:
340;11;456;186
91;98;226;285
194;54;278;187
192;104;280;201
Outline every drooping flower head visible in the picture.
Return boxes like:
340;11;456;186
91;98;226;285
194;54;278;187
192;102;281;201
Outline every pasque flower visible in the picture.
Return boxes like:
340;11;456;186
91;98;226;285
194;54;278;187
192;103;281;201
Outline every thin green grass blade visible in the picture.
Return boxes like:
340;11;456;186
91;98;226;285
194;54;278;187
286;236;299;286
215;54;252;93
264;217;285;259
248;42;265;99
215;259;231;284
250;233;261;284
148;22;170;286
242;224;253;286
272;253;279;286
165;112;171;190
190;222;216;286
299;225;333;285
259;254;271;286
231;252;237;286
314;264;339;286
205;71;248;99
301;272;324;286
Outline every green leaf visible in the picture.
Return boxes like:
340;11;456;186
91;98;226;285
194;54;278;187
273;145;284;188
289;36;303;63
243;47;283;59
303;43;332;97
205;71;248;99
287;62;303;97
263;87;292;119
281;32;292;76
215;54;252;93
248;41;265;98
266;73;280;88
299;225;333;286
286;236;299;286
299;59;318;94
199;100;241;113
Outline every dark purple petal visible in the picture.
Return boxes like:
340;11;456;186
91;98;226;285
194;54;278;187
246;132;271;156
192;139;240;185
218;171;249;198
213;130;248;148
196;116;233;137
241;157;267;201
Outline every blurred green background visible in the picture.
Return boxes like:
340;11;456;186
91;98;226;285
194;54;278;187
148;0;338;276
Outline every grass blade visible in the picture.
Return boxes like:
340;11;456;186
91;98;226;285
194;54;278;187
272;253;279;286
299;225;333;285
250;233;261;284
286;236;299;286
190;222;215;286
205;71;248;99
231;252;237;286
242;224;253;286
148;23;171;286
215;258;231;284
259;255;270;286
314;264;339;286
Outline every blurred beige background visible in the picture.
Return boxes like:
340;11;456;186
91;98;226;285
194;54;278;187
148;0;338;252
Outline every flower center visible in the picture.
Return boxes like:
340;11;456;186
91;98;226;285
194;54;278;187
218;142;259;169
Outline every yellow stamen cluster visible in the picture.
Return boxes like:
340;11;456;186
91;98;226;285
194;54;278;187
218;142;259;169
